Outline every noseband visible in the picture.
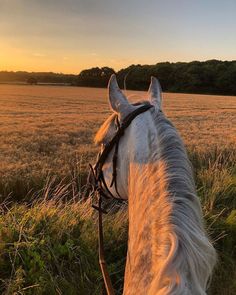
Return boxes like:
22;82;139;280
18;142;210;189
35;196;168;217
86;103;153;295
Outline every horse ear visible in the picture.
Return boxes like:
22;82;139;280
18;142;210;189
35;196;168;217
148;76;162;110
108;74;134;117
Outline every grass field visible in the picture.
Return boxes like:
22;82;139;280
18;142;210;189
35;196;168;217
1;84;235;200
0;84;236;294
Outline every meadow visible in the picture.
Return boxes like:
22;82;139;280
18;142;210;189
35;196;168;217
0;84;235;294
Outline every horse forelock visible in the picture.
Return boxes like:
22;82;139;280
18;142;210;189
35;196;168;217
94;113;116;145
94;100;150;145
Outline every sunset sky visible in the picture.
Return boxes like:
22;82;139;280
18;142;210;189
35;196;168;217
0;0;235;74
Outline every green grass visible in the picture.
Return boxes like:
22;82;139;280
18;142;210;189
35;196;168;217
0;146;235;294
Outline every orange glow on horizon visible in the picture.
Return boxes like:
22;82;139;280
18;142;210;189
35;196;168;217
0;40;149;74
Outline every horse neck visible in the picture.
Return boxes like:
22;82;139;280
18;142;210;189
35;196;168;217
122;113;214;294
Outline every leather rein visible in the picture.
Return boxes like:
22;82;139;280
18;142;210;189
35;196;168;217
86;103;153;295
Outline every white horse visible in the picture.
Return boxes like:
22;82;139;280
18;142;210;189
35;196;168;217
94;75;217;295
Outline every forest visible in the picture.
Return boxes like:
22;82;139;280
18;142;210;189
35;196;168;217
1;59;236;95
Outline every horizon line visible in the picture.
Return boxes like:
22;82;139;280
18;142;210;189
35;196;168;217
1;58;235;76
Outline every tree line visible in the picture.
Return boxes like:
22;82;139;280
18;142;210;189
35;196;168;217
0;60;236;95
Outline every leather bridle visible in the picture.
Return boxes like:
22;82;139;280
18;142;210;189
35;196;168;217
88;103;153;203
86;103;153;294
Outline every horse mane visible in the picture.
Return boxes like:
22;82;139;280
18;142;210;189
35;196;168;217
129;107;217;294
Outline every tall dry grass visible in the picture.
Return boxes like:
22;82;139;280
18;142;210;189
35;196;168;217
0;147;235;294
0;85;235;294
0;85;235;200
